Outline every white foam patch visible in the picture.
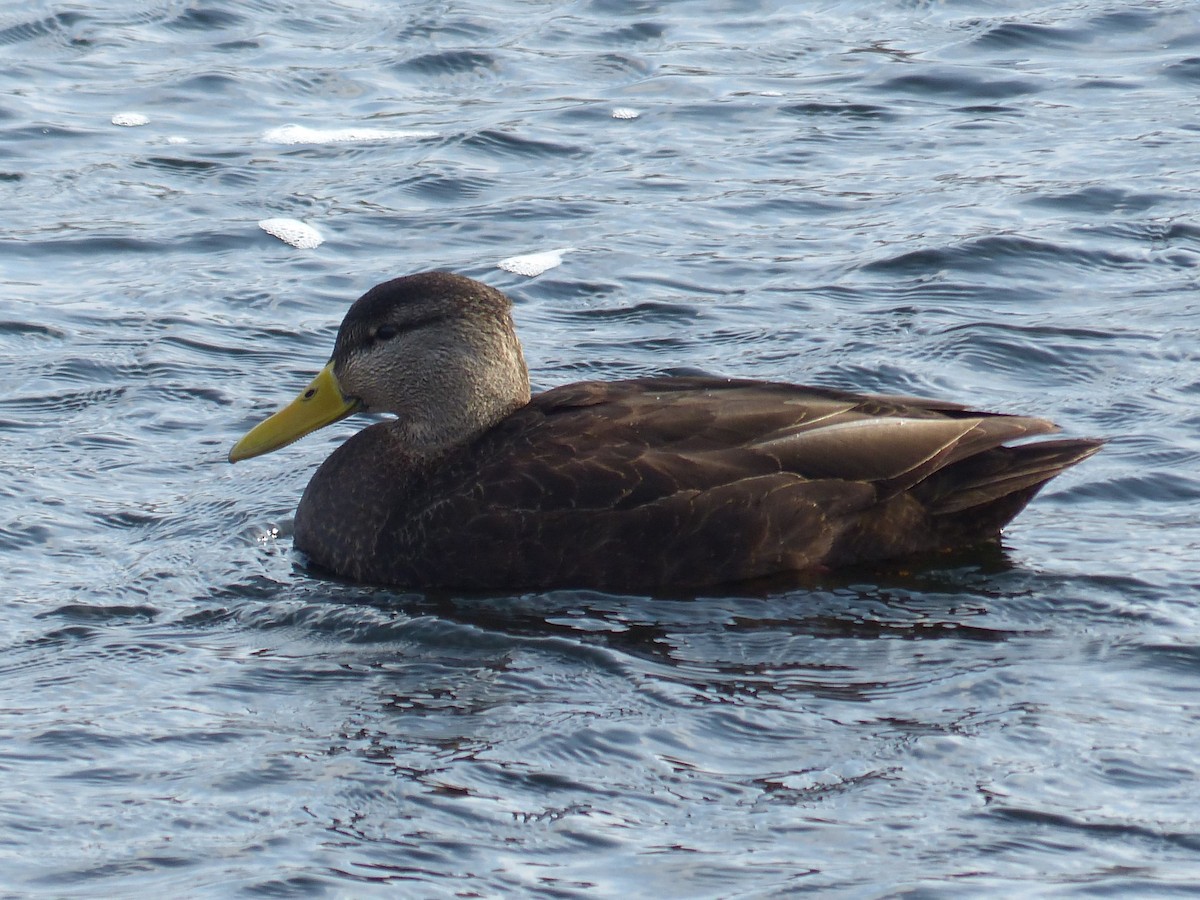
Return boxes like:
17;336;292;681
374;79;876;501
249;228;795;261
263;124;437;145
497;248;573;277
258;218;324;249
611;107;640;120
112;112;149;127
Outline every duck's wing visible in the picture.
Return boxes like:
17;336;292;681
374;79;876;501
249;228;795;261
496;376;1065;501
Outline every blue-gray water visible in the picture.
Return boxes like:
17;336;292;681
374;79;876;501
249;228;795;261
3;0;1199;895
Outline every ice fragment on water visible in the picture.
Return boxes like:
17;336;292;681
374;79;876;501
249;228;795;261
263;124;437;145
258;218;324;249
497;248;573;277
111;112;149;127
611;107;640;119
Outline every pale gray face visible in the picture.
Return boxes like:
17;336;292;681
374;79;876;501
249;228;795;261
323;272;531;450
330;272;518;413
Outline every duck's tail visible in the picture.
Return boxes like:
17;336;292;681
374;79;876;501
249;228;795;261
922;437;1104;542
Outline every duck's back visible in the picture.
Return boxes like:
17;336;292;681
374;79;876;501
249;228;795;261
294;376;1101;590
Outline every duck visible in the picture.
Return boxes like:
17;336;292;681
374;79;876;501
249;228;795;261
229;271;1102;592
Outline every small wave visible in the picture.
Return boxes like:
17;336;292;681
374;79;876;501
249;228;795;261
1163;57;1200;84
37;604;159;624
971;22;1088;50
864;234;1139;275
876;68;1042;100
0;385;127;415
133;156;222;174
0;11;85;48
598;22;666;43
1024;186;1166;215
161;5;244;32
395;49;498;77
551;301;700;323
1069;471;1200;504
400;171;496;203
463;129;586;159
781;101;896;121
0;320;64;340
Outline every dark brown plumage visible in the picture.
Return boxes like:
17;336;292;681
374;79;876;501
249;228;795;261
230;272;1102;592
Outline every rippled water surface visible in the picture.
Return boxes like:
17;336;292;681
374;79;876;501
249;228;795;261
3;0;1200;895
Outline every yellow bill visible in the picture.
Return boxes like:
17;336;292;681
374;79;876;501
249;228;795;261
229;361;359;462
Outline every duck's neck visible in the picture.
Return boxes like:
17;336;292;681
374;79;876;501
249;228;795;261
387;321;531;459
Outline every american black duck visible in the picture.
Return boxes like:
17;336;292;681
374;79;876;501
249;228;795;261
230;272;1102;591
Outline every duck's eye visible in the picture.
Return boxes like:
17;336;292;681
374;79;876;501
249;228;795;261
373;324;398;342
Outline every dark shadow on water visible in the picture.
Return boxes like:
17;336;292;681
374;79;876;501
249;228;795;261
247;541;1038;680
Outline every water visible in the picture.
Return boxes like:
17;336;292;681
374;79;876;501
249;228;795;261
2;0;1199;895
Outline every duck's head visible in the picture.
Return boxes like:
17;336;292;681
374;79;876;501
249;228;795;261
229;272;531;462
